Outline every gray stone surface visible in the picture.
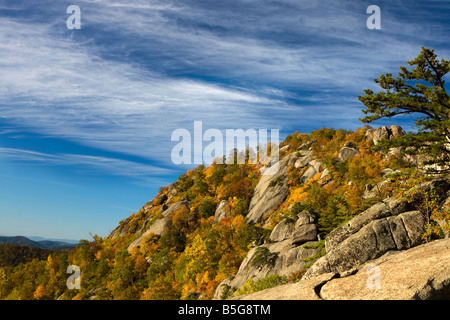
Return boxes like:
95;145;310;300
303;210;425;280
246;154;296;225
214;200;230;223
337;146;359;162
214;239;322;299
289;224;318;245
234;238;450;300
127;217;171;252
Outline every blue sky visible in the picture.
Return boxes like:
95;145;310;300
0;0;449;241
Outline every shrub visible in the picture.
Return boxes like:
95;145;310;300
250;247;277;269
200;197;216;219
235;275;288;296
302;240;326;268
288;269;307;283
290;202;305;215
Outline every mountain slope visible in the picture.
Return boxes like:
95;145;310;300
0;243;56;267
1;125;449;300
0;236;42;247
98;125;450;300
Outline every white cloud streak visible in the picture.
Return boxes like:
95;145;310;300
0;147;174;181
0;16;287;165
0;0;448;179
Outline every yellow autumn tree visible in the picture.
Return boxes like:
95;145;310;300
140;232;160;257
0;268;6;300
182;235;211;282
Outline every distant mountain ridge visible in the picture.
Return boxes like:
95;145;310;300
0;235;77;250
27;236;79;245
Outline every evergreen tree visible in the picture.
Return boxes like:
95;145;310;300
359;47;450;173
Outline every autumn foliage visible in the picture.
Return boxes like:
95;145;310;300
1;126;449;300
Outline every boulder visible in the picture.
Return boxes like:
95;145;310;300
140;200;154;213
436;193;450;238
362;169;399;199
216;239;322;298
161;200;190;217
234;272;338;300
246;154;295;225
372;126;391;145
388;147;402;158
300;160;321;184
320;238;450;300
372;125;406;145
294;150;314;168
127;217;171;252
214;200;230;223
336;142;359;162
302;210;425;280
337;146;359;162
324;197;412;252
289;212;319;245
270;219;295;242
233;238;450;300
330;175;450;252
389;125;406;139
289;224;318;245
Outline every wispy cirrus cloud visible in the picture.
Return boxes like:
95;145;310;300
0;16;287;166
0;147;174;182
0;0;449;178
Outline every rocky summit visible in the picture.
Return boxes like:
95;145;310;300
224;172;450;299
111;124;450;300
212;126;450;300
2;125;449;301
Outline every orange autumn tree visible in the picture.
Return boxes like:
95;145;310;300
33;285;47;300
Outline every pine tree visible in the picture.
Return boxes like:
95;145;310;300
359;47;450;173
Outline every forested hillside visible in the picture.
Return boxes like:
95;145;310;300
0;244;58;267
1;124;448;300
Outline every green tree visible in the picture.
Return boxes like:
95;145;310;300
199;196;216;219
359;47;450;173
207;159;227;191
